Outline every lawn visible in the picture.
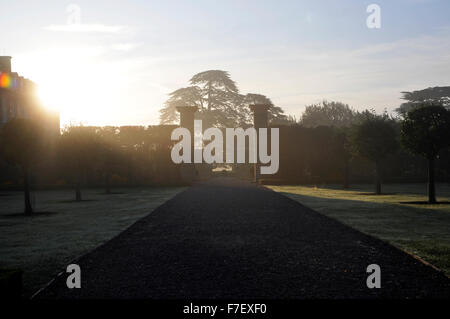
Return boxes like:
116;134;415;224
0;186;185;297
267;183;450;277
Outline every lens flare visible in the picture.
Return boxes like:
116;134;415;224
0;72;11;88
0;72;19;89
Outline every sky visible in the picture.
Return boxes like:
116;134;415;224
1;0;449;127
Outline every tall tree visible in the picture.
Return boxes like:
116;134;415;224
190;70;240;127
401;103;450;203
0;119;46;214
159;70;287;127
159;87;203;125
240;93;288;126
190;70;238;111
351;113;398;194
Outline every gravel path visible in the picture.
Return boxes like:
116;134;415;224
36;178;450;298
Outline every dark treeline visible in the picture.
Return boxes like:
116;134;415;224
271;100;450;202
1;85;449;214
0;123;182;211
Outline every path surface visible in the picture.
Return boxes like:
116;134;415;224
36;178;450;298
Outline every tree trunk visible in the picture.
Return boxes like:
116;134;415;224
75;181;82;201
105;173;111;194
375;162;381;195
23;167;33;214
428;157;436;204
343;156;349;189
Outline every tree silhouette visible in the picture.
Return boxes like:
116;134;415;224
160;87;203;125
401;103;450;203
96;126;124;194
0;119;45;214
240;93;288;125
190;70;238;111
159;70;286;127
58;126;101;201
300;101;356;128
396;86;450;116
351;114;398;194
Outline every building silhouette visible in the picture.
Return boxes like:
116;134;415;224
0;56;59;134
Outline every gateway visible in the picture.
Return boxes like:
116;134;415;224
171;120;279;175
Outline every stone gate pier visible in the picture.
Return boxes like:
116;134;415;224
176;106;198;184
249;104;270;183
176;104;271;184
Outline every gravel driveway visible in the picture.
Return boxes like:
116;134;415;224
36;178;450;298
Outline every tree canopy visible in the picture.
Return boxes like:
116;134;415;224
352;114;398;163
396;86;450;116
351;114;398;194
401;103;450;159
0;119;46;168
159;70;287;127
0;118;46;213
401;103;450;203
299;101;357;128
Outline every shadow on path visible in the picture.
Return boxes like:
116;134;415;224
36;177;450;299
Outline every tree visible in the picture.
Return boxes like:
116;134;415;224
396;86;450;116
401;103;450;203
300;101;356;128
0;119;46;214
159;70;238;127
58;126;101;201
351;114;398;194
190;70;238;111
96;126;124;194
159;87;203;125
159;70;287;127
240;93;288;126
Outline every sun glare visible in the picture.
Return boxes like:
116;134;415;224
31;49;127;127
37;82;63;111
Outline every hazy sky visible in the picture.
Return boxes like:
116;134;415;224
1;0;449;126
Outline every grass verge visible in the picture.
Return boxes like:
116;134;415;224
0;186;185;297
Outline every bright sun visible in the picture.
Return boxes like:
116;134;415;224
32;49;128;127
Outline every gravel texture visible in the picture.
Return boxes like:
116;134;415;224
36;178;450;299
